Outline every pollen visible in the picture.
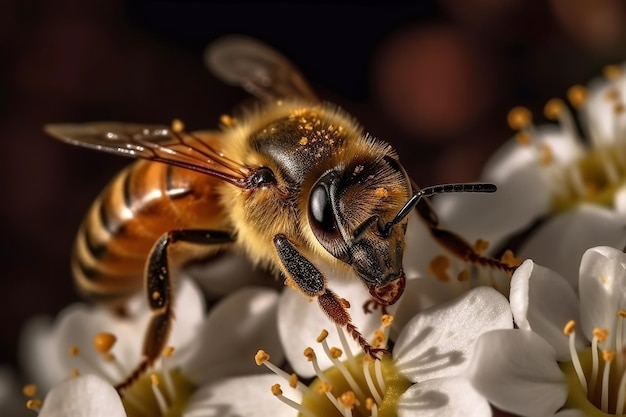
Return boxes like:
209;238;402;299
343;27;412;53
381;314;393;328
299;136;308;145
93;332;117;354
152;291;161;301
374;187;389;198
162;346;175;358
255;349;270;366
507;106;532;130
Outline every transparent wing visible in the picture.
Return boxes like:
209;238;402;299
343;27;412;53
205;35;318;102
45;122;252;188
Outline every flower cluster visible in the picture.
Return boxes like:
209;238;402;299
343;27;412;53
7;62;626;417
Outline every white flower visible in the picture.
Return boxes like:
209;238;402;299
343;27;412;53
434;65;626;281
20;278;282;417
200;284;512;417
468;246;626;416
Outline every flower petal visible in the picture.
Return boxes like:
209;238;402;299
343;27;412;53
468;329;567;417
183;287;282;385
397;376;491;417
183;374;300;417
393;286;512;382
518;204;626;290
39;375;126;417
579;246;626;347
510;259;583;361
278;275;382;378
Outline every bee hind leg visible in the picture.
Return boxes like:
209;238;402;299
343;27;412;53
115;229;233;393
273;234;387;359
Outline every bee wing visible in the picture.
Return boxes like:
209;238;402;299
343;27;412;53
45;122;252;188
205;35;318;102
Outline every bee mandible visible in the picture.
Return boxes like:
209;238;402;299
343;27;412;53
45;36;508;391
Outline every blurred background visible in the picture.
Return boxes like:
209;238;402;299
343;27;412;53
2;0;626;378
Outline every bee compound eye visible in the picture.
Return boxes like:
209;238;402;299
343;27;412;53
308;182;338;235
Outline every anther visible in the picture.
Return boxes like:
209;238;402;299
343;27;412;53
457;270;470;282
544;98;566;120
317;330;329;343
163;346;175;358
22;384;37;398
289;373;298;389
220;114;235;127
381;315;393;328
93;332;117;354
150;374;169;415
602;350;616;413
339;390;359;408
567;85;587;108
603;65;622;81
255;349;270;366
69;345;80;356
564;320;588;395
429;255;450;282
500;250;523;268
507;106;533;130
593;328;609;344
329;347;343;359
26;399;42;411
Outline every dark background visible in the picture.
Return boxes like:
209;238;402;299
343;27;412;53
2;0;626;376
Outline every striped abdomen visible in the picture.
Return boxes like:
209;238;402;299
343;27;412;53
73;159;229;308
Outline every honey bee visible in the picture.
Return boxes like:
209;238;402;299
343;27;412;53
45;36;508;391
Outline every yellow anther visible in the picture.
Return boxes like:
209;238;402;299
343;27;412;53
289;373;298;389
603;349;616;362
619;310;626;318
69;345;80;357
544;98;565;120
22;384;37;397
255;350;270;366
162;346;175;358
317;381;332;394
299;136;308;145
429;255;451;282
564;320;576;335
151;374;160;386
603;65;622;81
366;397;375;410
271;383;283;396
567;85;587;108
303;347;316;361
171;119;185;133
93;332;117;354
374;187;389;199
500;249;523;268
538;143;554;165
473;238;490;254
593;327;610;343
515;131;532;146
372;330;386;347
220;114;235;126
457;269;470;282
329;347;343;359
317;330;329;343
71;368;80;377
507;106;532;130
339;391;359;408
26;399;42;411
381;314;393;328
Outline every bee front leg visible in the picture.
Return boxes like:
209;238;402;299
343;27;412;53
273;234;386;358
116;229;233;392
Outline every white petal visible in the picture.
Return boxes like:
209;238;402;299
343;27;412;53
183;287;282;385
518;204;626;290
39;375;126;417
20;278;205;390
278;275;381;378
468;329;566;417
510;260;583;361
579;246;626;347
183;374;299;417
393;286;512;382
397;377;491;417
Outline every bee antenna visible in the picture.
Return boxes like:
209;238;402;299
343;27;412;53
378;183;497;238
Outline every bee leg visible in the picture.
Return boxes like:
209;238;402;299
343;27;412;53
273;234;387;359
116;229;233;392
415;198;514;272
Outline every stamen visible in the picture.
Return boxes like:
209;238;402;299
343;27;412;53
590;328;605;396
366;397;379;417
617;311;626;372
150;374;169;415
603;65;622;81
374;359;386;395
335;324;354;360
601;350;616;413
257;350;311;394
271;384;316;417
304;347;330;384
319;338;366;399
26;399;42;412
362;359;383;405
338;391;359;417
428;255;450;282
160;346;176;400
617;354;626;415
317;382;347;417
564;320;588;395
22;384;37;398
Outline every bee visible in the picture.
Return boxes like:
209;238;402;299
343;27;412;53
45;36;508;391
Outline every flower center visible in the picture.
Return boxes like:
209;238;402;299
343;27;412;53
507;67;626;214
258;316;411;417
561;318;626;416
